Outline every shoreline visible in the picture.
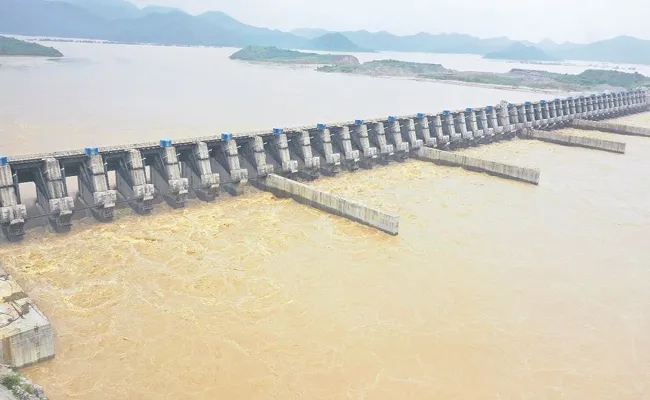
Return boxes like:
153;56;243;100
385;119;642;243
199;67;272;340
233;59;570;94
0;54;62;58
358;73;566;94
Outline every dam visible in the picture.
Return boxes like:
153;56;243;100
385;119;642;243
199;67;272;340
0;90;647;242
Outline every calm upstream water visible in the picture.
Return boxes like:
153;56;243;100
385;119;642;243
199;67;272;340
1;41;649;399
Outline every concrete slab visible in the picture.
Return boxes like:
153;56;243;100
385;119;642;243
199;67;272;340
256;174;399;235
571;119;650;137
522;129;626;154
417;147;540;185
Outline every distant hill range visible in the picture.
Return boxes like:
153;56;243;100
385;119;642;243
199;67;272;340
307;33;369;52
484;43;558;61
2;0;650;64
291;30;650;65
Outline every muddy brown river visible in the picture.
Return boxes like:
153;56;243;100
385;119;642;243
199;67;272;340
0;113;648;398
1;42;650;399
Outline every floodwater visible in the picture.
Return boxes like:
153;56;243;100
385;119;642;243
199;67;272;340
0;40;536;155
1;42;650;399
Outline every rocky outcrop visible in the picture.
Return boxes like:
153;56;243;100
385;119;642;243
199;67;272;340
330;55;359;65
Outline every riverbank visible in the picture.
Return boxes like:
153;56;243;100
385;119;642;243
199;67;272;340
226;46;650;92
318;60;650;91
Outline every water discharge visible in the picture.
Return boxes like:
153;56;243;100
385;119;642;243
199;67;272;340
0;114;649;398
1;42;650;399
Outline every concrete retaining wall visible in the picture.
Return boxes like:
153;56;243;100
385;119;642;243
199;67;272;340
571;119;650;137
417;147;540;185
257;174;399;235
0;266;55;369
522;129;626;154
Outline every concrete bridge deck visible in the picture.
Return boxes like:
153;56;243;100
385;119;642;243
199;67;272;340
0;89;647;241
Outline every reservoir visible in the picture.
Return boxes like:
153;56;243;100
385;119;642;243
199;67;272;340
1;41;649;399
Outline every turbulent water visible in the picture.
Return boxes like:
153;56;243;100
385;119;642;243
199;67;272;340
1;42;650;399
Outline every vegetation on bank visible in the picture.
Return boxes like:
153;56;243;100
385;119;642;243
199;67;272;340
318;59;447;75
230;46;360;65
1;368;47;400
0;35;63;57
552;69;650;88
318;59;650;90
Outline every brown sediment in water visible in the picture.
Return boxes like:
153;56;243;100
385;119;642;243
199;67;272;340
1;119;650;399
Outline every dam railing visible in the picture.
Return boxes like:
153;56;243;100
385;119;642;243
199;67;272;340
1;89;647;241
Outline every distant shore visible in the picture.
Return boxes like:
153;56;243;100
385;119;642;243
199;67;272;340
229;46;360;66
318;60;650;92
0;35;63;57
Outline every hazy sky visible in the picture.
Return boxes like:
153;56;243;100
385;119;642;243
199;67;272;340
130;0;650;43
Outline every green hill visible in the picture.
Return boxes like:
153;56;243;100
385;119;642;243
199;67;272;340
306;33;369;52
551;36;650;65
0;35;63;57
484;43;558;61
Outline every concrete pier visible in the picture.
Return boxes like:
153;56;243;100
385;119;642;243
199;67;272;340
586;96;594;118
509;104;521;134
256;174;399;235
369;122;395;162
36;158;75;231
351;121;379;168
431;114;451;148
151;141;189;208
215;135;249;195
0;265;55;369
416;147;540;185
533;102;543;124
486;106;502;138
497;102;511;138
116;149;156;214
183;141;220;202
521;129;626;154
477;108;494;141
267;129;298;176
455;111;475;144
289;130;321;179
244;136;274;178
0;158;26;241
571;119;650;137
399;117;424;153
387;117;410;160
330;126;360;171
78;148;117;221
1;89;645;241
466;108;484;142
414;114;437;147
311;125;342;174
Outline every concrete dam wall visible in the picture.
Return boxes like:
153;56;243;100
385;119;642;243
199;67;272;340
0;89;648;241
